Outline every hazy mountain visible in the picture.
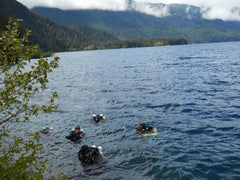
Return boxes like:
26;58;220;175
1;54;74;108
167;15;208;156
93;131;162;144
0;0;117;52
32;4;240;43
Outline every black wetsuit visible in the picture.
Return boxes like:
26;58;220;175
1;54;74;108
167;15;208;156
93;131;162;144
66;130;84;142
78;145;102;164
93;114;104;122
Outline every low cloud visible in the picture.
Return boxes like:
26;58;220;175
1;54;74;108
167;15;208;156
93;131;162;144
200;5;240;21
17;0;127;11
135;0;240;21
132;2;171;18
17;0;240;21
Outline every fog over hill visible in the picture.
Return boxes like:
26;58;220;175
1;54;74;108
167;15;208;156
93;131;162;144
32;3;240;43
17;0;240;21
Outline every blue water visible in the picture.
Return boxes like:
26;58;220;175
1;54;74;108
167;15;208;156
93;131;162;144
19;42;240;179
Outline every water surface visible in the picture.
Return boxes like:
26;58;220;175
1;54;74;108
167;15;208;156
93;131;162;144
17;42;240;179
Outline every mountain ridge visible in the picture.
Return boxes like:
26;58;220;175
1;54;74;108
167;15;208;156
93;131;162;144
32;5;240;43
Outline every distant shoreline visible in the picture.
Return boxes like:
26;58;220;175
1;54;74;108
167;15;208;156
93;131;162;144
80;38;188;51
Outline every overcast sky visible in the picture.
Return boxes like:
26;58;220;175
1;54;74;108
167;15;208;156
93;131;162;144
17;0;240;21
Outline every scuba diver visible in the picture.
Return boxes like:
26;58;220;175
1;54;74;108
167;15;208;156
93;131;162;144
78;145;103;165
40;127;58;134
135;123;158;138
92;114;105;122
136;123;154;134
65;125;85;142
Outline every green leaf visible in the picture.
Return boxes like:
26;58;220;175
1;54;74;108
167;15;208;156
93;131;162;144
0;18;63;179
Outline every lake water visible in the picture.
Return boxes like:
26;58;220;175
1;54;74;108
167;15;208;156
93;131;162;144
17;42;240;179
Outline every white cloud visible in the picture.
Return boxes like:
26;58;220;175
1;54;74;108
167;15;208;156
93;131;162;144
136;0;240;21
201;6;240;21
17;0;127;11
132;1;171;17
199;1;240;21
17;0;240;21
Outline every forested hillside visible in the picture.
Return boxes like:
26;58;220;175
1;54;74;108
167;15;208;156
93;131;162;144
0;0;117;52
0;0;188;52
32;6;240;44
0;12;8;29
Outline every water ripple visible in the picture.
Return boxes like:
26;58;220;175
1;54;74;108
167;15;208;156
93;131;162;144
9;42;240;179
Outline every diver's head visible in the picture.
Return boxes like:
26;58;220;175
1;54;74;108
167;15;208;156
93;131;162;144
138;123;146;130
75;125;80;132
81;145;89;153
42;127;49;134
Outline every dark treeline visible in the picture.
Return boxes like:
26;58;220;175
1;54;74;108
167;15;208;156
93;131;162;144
84;38;188;50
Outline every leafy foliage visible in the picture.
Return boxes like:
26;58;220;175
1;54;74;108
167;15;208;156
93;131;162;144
0;18;59;124
0;128;47;179
0;18;63;179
